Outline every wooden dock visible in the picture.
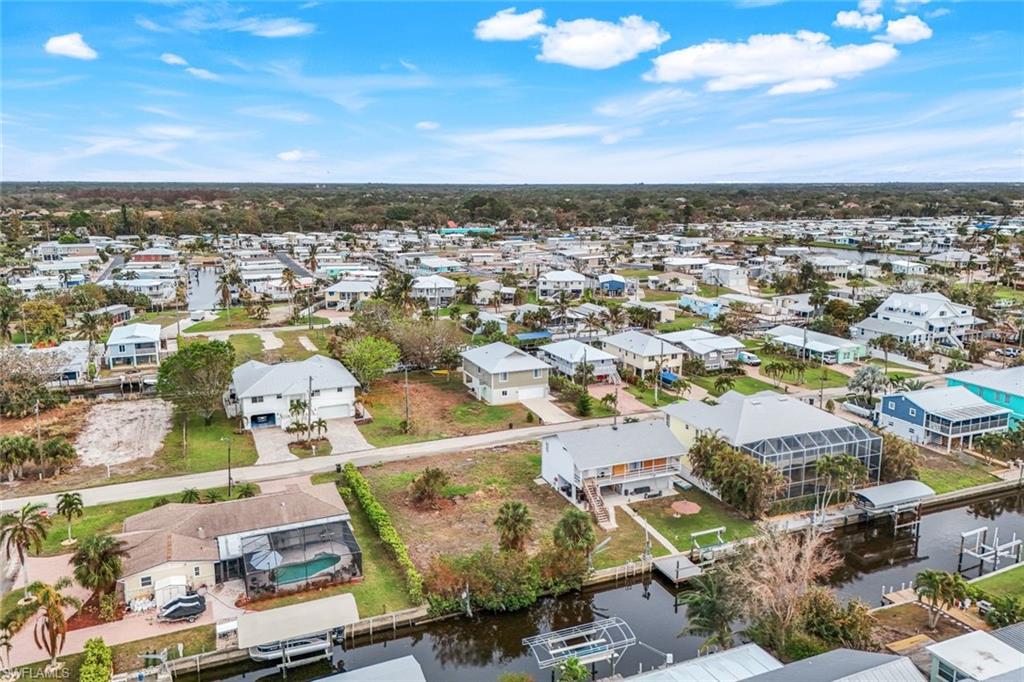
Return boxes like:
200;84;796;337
651;553;702;585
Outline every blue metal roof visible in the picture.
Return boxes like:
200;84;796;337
515;331;553;341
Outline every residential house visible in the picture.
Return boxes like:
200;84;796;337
410;275;457;309
131;246;180;263
88;304;133;325
461;341;551;405
601;331;684;379
663;391;882;499
875;386;1011;451
225;354;360;429
946;366;1024;425
890;259;928;276
537;269;588;300
102;278;176;304
807;255;851;279
324;280;376;310
678;293;725;320
851;292;984;349
925;625;1024;682
117;486;361;603
702;263;747;291
415;255;464;275
657;329;744;371
104;323;162;368
29;340;92;385
765;324;867;364
541;421;685;511
597;273;627;296
537;339;617;382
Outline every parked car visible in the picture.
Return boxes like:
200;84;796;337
995;347;1020;358
737;350;761;366
158;594;207;623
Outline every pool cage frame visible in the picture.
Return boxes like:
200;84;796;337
240;520;362;598
741;424;882;499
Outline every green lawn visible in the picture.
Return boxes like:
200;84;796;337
188;307;329;333
592;512;669;570
918;464;999;495
618;268;658;279
183;333;264;365
632;489;758;551
626;384;684;408
35;485;245;556
656;316;706;333
688;374;778;397
263;329;330;363
750;348;849;389
248;483;415;616
641;288;681;302
974;565;1024;600
994;286;1024;303
697;283;739;297
155;411;258;475
867;358;923;373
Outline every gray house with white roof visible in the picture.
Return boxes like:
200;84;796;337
657;329;744;371
601;331;684;378
460;341;551;405
225;354;360;429
104;323;162;368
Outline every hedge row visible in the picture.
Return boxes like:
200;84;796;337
342;462;424;602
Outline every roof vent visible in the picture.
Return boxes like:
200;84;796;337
750;400;761;405
777;396;788;402
197;526;205;539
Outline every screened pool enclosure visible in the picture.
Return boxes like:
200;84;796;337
741;423;882;499
238;520;362;598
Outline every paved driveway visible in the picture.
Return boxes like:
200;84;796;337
324;418;372;453
520;397;576;424
252;427;299;465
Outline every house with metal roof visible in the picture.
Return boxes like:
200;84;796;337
743;648;924;682
323;280;376;310
946;366;1024;425
601;331;685;379
537;339;617;382
104;322;163;368
926;629;1024;682
876;386;1012;451
537;269;589;300
460;341;551;405
765;324;867;364
620;643;782;682
851;292;985;349
410;274;457;309
658;329;745;371
663;391;882;499
541;421;685;521
225;354;360;429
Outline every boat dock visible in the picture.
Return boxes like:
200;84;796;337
651;553;702;585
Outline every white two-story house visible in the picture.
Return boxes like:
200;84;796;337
411;275;457;309
851;292;984;349
225;354;360;429
537;270;589;300
104;323;163;368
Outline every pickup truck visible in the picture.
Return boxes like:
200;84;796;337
737;350;761;366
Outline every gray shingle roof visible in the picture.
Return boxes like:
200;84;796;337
744;649;923;682
460;341;551;374
232;354;359;399
543;420;685;469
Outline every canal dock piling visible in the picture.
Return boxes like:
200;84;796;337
957;526;1023;575
652;553;702;585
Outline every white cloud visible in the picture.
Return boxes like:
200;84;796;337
858;0;883;13
646;31;899;95
474;8;547;41
926;8;951;18
595;87;696;118
399;59;420;73
135;17;171;33
834;10;884;31
185;67;220;81
160;52;188;66
237;105;315;123
44;33;98;60
231;17;315;38
600;127;642;144
415;121;441;130
174;7;315;38
277;149;317;162
539;16;669;69
877;15;933;43
137;106;182;119
138;125;201;140
451;124;606;145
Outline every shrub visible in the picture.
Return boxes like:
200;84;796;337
575;393;593;417
79;637;112;682
342;463;423;602
425;546;540;614
778;631;830;662
99;593;119;622
984;595;1024;628
410;467;450;507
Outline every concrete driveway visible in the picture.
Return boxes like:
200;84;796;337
520;397;576;424
252;427;299;465
324;418;372;454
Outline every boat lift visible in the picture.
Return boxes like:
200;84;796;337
523;617;637;678
957;526;1024;575
689;526;726;565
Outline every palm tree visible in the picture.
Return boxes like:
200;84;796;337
763;360;787;388
552;291;572;327
386;272;415;310
713;374;735;395
869;334;899;372
915;569;970;629
552;508;596;554
234;482;259;499
71;533;128;597
180;488;201;503
313;417;328;441
76;312;103;358
678;571;739;652
216;271;236;322
671;375;691;399
56;492;83;544
460;281;481;305
42;438;76;477
583;312;604;339
0;502;51;590
494;501;533;551
604;305;627;332
305;243;320;275
0;287;22;342
28;578;81;668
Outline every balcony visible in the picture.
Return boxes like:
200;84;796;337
925;417;1009;437
573;461;681;487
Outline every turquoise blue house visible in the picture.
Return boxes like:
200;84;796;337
946;366;1024;426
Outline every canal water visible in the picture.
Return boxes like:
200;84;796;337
187;266;220;312
180;491;1024;682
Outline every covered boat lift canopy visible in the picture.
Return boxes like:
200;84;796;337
237;593;360;649
523;617;636;671
853;480;935;513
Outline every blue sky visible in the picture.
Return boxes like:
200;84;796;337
2;1;1022;183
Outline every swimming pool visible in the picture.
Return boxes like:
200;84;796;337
274;553;342;585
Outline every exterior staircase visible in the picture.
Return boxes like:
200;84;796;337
582;478;610;526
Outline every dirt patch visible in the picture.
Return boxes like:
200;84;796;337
67;592;124;631
873;602;970;644
75;399;173;466
0;400;92;440
361;443;565;570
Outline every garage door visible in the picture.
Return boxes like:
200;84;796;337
518;386;546;400
317;404;353;419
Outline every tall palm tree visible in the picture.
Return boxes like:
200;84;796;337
915;569;970;630
56;492;83;544
713;374;735;395
27;578;81;668
386;272;415;310
76;312;103;358
0;502;51;590
216;271;236;323
460;281;481;305
552;291;572;327
494;501;533;552
552;508;596;554
678;572;739;652
305;243;320;275
605;305;627;332
869;334;899;372
71;533;128;597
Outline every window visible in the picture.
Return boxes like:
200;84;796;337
251;396;264;404
276;394;282;399
533;369;541;378
500;372;508;382
501;390;508;396
140;576;152;588
887;401;895;410
194;566;201;576
908;408;916;417
313;390;321;397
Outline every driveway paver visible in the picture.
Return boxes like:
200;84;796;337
252;427;300;465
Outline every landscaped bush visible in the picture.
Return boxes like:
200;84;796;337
342;462;423;602
78;637;112;682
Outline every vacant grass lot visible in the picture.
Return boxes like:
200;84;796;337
750;348;849;389
182;333;264;365
594;512;669;569
357;373;530;447
689;374;777;397
35;485;244;556
264;328;329;362
917;449;999;495
156;411;258;475
632;489;758;551
626;384;684;408
974;564;1024;600
641;288;681;302
188;307;329;332
656;315;706;333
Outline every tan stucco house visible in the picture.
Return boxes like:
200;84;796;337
460;341;552;405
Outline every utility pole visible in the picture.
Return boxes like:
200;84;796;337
404;367;411;429
307;375;314;444
34;400;41;448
